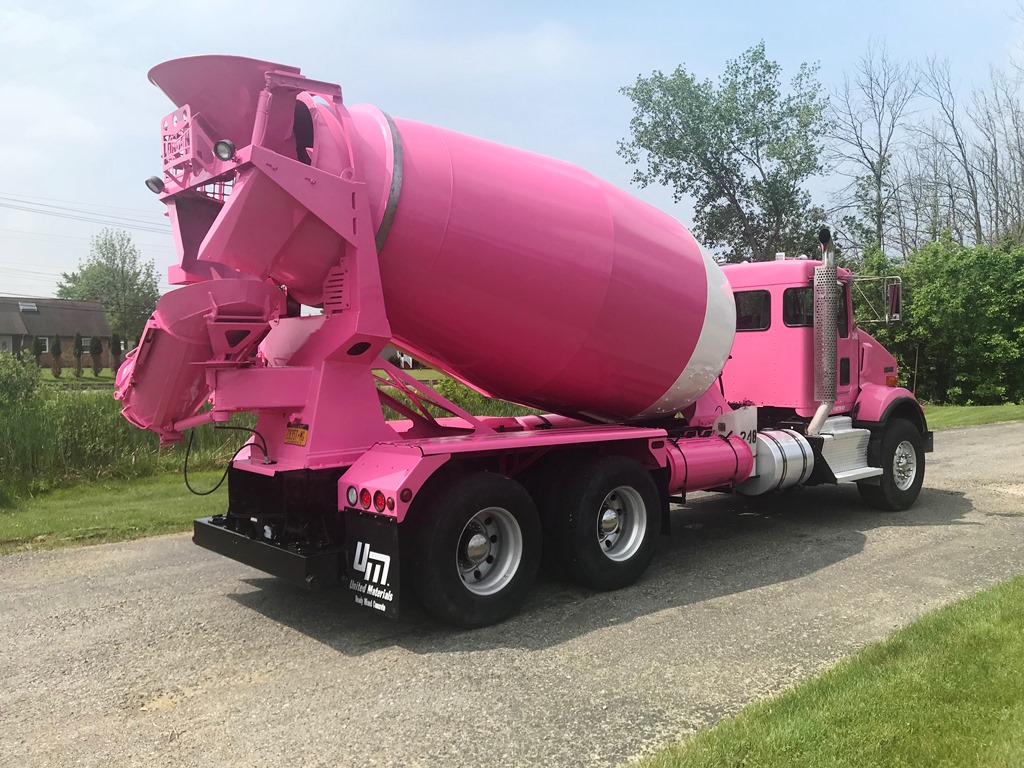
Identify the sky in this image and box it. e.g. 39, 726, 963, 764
0, 0, 1021, 298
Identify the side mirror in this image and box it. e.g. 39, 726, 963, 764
887, 281, 902, 324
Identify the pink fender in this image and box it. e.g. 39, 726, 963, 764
854, 383, 926, 430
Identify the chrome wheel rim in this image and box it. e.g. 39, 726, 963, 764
893, 440, 917, 491
457, 507, 523, 596
596, 486, 646, 562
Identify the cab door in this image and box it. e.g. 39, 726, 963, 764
835, 281, 859, 412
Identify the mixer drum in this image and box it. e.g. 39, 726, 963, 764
355, 109, 736, 421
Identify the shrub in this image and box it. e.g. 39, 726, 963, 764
0, 350, 41, 407
110, 333, 123, 372
73, 333, 84, 378
89, 336, 104, 376
50, 336, 63, 379
31, 336, 44, 364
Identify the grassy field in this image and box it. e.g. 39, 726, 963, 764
641, 575, 1024, 768
0, 472, 224, 555
923, 403, 1024, 430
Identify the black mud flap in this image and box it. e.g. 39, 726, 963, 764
344, 511, 401, 619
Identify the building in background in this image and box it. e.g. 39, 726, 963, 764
0, 297, 114, 368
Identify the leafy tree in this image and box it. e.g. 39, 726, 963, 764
0, 351, 41, 407
89, 336, 104, 376
894, 235, 1024, 404
73, 333, 84, 378
30, 336, 44, 364
56, 229, 160, 345
620, 42, 829, 261
110, 333, 123, 372
50, 336, 63, 379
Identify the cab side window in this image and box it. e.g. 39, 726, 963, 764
734, 290, 770, 331
782, 287, 849, 338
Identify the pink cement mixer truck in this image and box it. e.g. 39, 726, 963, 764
117, 56, 933, 627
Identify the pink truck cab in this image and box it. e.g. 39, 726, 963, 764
117, 56, 932, 627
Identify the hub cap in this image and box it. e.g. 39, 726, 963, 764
457, 507, 523, 596
893, 440, 918, 491
596, 486, 646, 562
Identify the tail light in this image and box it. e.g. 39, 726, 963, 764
359, 488, 372, 509
373, 490, 386, 512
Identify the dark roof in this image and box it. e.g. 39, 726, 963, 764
0, 297, 111, 337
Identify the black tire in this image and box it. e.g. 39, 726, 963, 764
412, 472, 541, 628
555, 455, 660, 590
857, 418, 925, 511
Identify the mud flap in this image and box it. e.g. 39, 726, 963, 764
345, 512, 400, 619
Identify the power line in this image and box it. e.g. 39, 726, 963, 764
0, 228, 175, 250
0, 191, 168, 217
0, 195, 168, 228
0, 197, 172, 235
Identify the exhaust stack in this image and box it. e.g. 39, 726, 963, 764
807, 227, 837, 436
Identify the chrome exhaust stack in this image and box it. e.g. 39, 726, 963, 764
807, 228, 837, 437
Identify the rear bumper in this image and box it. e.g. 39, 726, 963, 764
193, 516, 342, 589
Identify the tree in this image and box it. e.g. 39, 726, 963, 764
72, 333, 84, 378
31, 337, 44, 365
89, 336, 104, 377
50, 336, 63, 379
56, 229, 160, 345
619, 42, 829, 261
829, 41, 918, 259
895, 235, 1024, 404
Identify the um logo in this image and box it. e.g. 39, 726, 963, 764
353, 542, 391, 586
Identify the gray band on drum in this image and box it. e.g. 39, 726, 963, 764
375, 112, 404, 253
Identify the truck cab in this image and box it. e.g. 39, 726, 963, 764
720, 257, 932, 504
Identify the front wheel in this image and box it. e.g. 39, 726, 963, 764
412, 472, 542, 628
858, 418, 925, 511
555, 456, 660, 590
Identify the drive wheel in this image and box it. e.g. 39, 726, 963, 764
555, 456, 660, 590
858, 418, 925, 511
412, 472, 541, 628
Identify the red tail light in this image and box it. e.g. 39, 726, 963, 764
373, 490, 386, 512
359, 488, 372, 509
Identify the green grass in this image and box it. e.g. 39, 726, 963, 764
924, 403, 1024, 430
0, 389, 257, 507
40, 368, 116, 387
0, 472, 225, 554
642, 575, 1024, 768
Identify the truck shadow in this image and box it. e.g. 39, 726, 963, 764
228, 485, 973, 655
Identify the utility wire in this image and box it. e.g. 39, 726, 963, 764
0, 191, 168, 217
0, 195, 168, 229
0, 228, 174, 249
0, 204, 170, 234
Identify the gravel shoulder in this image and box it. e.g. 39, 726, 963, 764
2, 423, 1022, 768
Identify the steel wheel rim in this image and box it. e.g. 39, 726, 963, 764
456, 507, 523, 596
596, 486, 646, 562
893, 440, 917, 491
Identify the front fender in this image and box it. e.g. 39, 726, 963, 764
854, 384, 932, 452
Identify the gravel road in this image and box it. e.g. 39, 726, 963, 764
2, 422, 1022, 768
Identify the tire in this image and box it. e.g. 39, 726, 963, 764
555, 455, 660, 590
412, 472, 542, 628
857, 418, 925, 511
